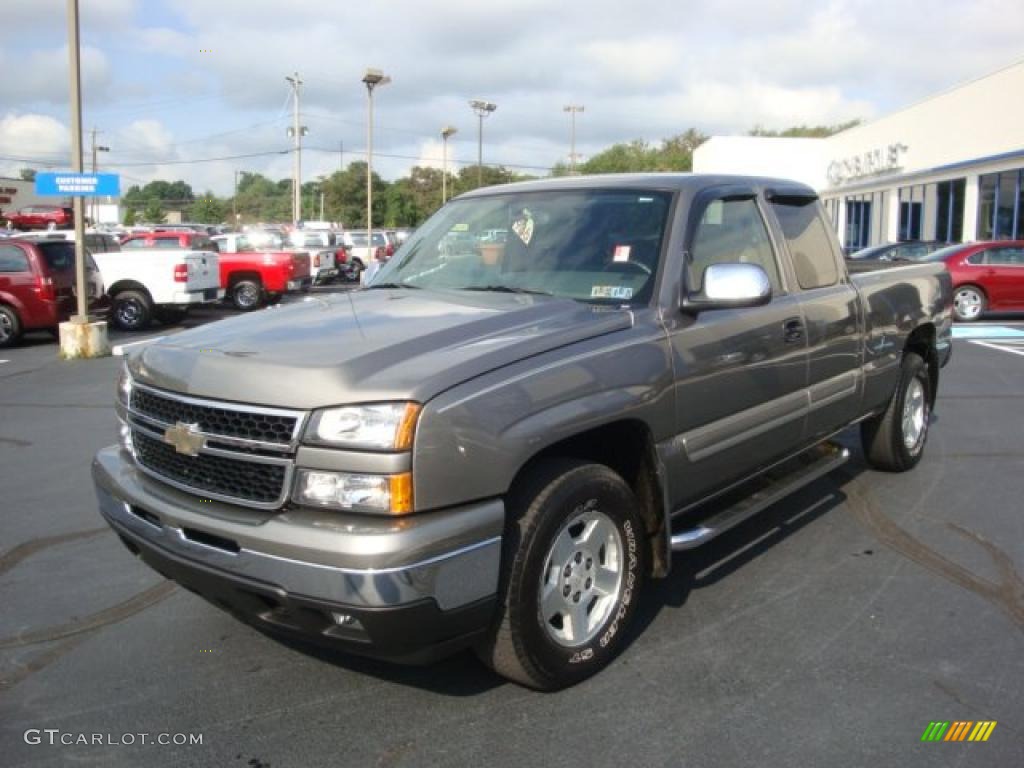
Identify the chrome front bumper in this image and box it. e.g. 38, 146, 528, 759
92, 446, 503, 612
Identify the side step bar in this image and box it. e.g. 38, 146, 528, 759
670, 442, 850, 551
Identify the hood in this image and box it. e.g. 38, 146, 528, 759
132, 289, 633, 409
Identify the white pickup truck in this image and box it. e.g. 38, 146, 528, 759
96, 247, 223, 331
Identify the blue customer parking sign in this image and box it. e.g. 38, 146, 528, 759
35, 172, 120, 197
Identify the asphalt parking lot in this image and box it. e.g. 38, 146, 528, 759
1, 302, 1022, 768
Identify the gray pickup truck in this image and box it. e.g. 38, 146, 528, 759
94, 174, 953, 690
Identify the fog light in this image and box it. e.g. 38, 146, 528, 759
294, 470, 413, 515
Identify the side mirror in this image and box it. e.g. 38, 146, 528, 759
682, 262, 772, 313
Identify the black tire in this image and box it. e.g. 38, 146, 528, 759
861, 352, 932, 472
112, 290, 153, 331
476, 459, 646, 690
231, 280, 263, 311
952, 284, 986, 322
154, 307, 188, 325
0, 304, 22, 348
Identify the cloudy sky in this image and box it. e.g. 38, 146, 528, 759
1, 0, 1021, 195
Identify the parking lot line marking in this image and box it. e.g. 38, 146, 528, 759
112, 336, 166, 356
0, 360, 8, 364
970, 340, 1024, 358
952, 325, 1024, 339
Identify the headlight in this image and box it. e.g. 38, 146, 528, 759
116, 360, 133, 407
305, 403, 420, 450
294, 470, 413, 515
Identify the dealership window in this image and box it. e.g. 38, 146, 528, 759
933, 178, 965, 243
978, 168, 1024, 240
844, 191, 883, 252
898, 185, 925, 241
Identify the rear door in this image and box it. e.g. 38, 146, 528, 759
977, 246, 1024, 308
768, 193, 864, 440
35, 241, 78, 314
665, 187, 808, 506
0, 243, 37, 321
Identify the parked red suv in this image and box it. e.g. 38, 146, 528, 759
0, 239, 109, 347
120, 230, 218, 251
4, 205, 75, 232
924, 241, 1024, 321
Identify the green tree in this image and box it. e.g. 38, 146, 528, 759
320, 162, 387, 229
142, 199, 164, 224
19, 168, 36, 181
123, 208, 137, 226
748, 120, 860, 138
189, 191, 225, 223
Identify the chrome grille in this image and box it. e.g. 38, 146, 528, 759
133, 430, 288, 505
126, 383, 306, 509
131, 386, 299, 446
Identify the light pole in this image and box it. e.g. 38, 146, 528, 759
90, 127, 109, 225
563, 105, 584, 174
363, 68, 391, 268
441, 125, 457, 204
468, 99, 496, 188
285, 72, 307, 227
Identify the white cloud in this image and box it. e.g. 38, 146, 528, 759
0, 45, 112, 106
0, 113, 71, 175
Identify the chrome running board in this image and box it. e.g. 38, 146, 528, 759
670, 442, 849, 551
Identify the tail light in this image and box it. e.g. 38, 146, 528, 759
314, 254, 321, 267
35, 275, 56, 301
386, 243, 395, 257
335, 248, 347, 264
173, 264, 188, 282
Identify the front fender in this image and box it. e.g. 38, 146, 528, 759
413, 326, 675, 512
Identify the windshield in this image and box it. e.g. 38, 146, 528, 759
369, 188, 672, 304
247, 230, 284, 249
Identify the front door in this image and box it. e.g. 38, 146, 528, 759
663, 190, 808, 509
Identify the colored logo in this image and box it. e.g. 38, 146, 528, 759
921, 721, 997, 742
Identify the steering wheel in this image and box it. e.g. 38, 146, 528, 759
602, 260, 652, 277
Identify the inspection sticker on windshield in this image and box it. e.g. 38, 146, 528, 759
613, 245, 631, 262
591, 285, 633, 300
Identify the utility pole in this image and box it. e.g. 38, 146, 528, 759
469, 99, 497, 188
285, 72, 306, 227
563, 105, 584, 174
90, 127, 109, 226
67, 0, 87, 324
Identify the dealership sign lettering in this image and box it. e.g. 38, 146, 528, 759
827, 143, 907, 186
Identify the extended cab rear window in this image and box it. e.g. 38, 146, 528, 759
37, 241, 76, 271
771, 198, 839, 289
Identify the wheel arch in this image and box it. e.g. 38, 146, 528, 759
227, 270, 262, 288
506, 419, 671, 579
904, 323, 938, 406
108, 280, 153, 302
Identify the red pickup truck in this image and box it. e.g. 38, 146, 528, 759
210, 233, 312, 309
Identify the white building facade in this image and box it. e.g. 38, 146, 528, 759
693, 60, 1024, 252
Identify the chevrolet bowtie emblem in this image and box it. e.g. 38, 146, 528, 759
163, 422, 205, 457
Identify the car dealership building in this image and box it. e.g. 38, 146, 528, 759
693, 60, 1024, 253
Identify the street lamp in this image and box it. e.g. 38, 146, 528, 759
563, 105, 584, 174
441, 125, 457, 204
468, 99, 496, 188
363, 68, 391, 271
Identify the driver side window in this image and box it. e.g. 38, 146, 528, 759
688, 198, 781, 294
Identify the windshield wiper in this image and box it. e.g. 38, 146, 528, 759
460, 285, 553, 296
367, 282, 420, 289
